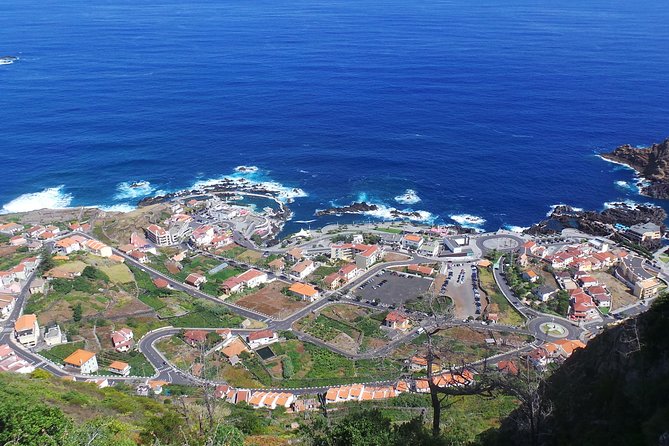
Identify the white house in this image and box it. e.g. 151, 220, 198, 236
290, 259, 316, 280
64, 349, 99, 374
111, 328, 134, 352
247, 329, 278, 349
401, 234, 424, 250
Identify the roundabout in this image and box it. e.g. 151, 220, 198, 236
538, 322, 569, 339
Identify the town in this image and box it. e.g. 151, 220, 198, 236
0, 193, 665, 414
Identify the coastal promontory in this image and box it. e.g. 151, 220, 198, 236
602, 137, 669, 198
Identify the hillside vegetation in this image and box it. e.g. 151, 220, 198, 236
489, 293, 669, 446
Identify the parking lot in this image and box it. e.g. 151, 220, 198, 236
441, 263, 480, 319
353, 271, 433, 305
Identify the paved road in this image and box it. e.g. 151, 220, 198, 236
4, 229, 641, 394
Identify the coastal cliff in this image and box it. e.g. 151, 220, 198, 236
491, 294, 669, 446
602, 137, 669, 198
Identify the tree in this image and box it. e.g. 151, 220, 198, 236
0, 397, 71, 446
282, 356, 294, 378
71, 303, 83, 322
139, 411, 186, 445
210, 424, 245, 446
64, 418, 135, 446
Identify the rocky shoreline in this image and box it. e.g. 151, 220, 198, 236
602, 137, 669, 199
526, 203, 666, 248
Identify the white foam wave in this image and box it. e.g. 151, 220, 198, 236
504, 225, 530, 233
113, 181, 155, 200
191, 171, 308, 203
596, 155, 635, 171
546, 204, 584, 217
1, 186, 73, 214
602, 200, 655, 210
394, 189, 421, 205
449, 214, 486, 228
234, 165, 258, 173
363, 203, 434, 223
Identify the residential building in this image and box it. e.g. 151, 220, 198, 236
634, 278, 662, 299
153, 277, 170, 289
111, 328, 134, 352
0, 294, 16, 319
323, 272, 344, 290
286, 248, 303, 263
355, 245, 381, 269
418, 240, 441, 257
407, 264, 434, 276
55, 237, 81, 255
534, 285, 556, 302
267, 258, 286, 272
44, 325, 66, 346
14, 314, 39, 347
129, 250, 149, 263
83, 239, 113, 257
522, 270, 539, 283
190, 225, 215, 246
247, 329, 278, 349
63, 349, 99, 374
0, 222, 23, 235
568, 289, 598, 321
384, 311, 410, 330
288, 282, 319, 301
401, 234, 424, 250
338, 263, 360, 281
29, 278, 47, 295
497, 360, 519, 375
221, 269, 268, 294
145, 224, 173, 246
184, 330, 208, 345
9, 235, 26, 246
185, 273, 207, 288
0, 344, 35, 374
220, 337, 249, 359
290, 259, 316, 280
108, 361, 131, 376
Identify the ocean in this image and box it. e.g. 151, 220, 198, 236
1, 0, 669, 234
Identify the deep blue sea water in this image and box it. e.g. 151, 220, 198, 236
1, 0, 669, 233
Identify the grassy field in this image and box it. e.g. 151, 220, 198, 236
99, 263, 134, 283
41, 341, 86, 364
478, 267, 525, 326
374, 227, 403, 234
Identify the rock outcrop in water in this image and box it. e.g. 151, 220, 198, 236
602, 137, 669, 199
315, 202, 423, 219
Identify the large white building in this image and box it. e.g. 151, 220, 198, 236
63, 349, 99, 374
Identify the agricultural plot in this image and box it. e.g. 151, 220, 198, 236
235, 280, 308, 318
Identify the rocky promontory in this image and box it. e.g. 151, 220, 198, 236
526, 203, 666, 249
602, 137, 669, 198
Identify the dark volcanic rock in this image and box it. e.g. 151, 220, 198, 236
602, 137, 669, 198
315, 202, 422, 219
315, 202, 378, 216
525, 203, 666, 240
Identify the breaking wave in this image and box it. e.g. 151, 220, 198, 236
1, 186, 73, 214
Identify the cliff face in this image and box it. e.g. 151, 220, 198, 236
493, 294, 669, 446
603, 138, 669, 198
